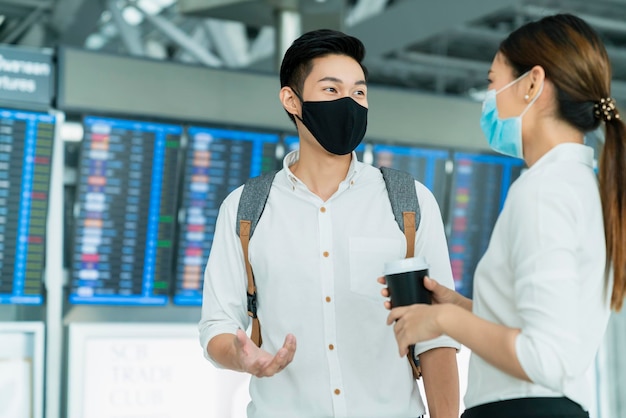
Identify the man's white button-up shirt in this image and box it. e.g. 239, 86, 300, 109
200, 151, 459, 417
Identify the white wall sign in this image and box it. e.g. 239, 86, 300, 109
0, 359, 32, 418
68, 324, 251, 418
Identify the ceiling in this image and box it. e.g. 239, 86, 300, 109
2, 0, 626, 105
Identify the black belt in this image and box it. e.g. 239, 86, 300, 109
461, 397, 588, 418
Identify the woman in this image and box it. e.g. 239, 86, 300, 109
382, 13, 626, 417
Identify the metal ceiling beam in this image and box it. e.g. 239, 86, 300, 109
178, 0, 277, 27
299, 0, 345, 33
524, 4, 626, 33
0, 4, 40, 18
131, 1, 223, 67
451, 25, 626, 65
348, 0, 522, 57
366, 56, 486, 85
401, 51, 491, 74
368, 53, 626, 102
0, 0, 52, 10
51, 0, 104, 46
243, 26, 277, 72
0, 5, 46, 43
249, 26, 274, 64
50, 0, 86, 32
204, 19, 250, 67
18, 21, 47, 46
346, 0, 388, 27
0, 0, 51, 6
174, 24, 211, 63
451, 26, 507, 44
108, 0, 144, 56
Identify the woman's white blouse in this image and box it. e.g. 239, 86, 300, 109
464, 143, 612, 411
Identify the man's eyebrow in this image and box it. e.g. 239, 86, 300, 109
318, 76, 342, 83
317, 77, 367, 86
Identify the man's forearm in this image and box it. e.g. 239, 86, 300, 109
419, 347, 459, 418
207, 333, 244, 372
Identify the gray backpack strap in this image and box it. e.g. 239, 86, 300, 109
236, 170, 278, 348
380, 166, 421, 236
236, 170, 279, 237
381, 166, 422, 380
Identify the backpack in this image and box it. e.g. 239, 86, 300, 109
235, 166, 422, 378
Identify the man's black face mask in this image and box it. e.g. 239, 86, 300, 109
295, 94, 368, 155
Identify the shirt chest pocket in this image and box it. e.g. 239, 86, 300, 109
348, 237, 404, 302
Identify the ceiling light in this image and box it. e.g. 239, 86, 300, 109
122, 6, 143, 25
85, 33, 107, 49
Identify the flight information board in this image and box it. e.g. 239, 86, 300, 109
0, 108, 55, 305
174, 127, 279, 305
373, 144, 450, 215
70, 117, 182, 305
447, 152, 525, 297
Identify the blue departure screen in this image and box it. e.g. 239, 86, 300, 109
448, 152, 525, 297
372, 144, 450, 216
0, 108, 55, 305
174, 127, 279, 306
70, 117, 182, 305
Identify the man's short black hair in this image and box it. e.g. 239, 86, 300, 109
279, 29, 368, 124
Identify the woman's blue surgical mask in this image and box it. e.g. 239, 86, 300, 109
480, 71, 543, 159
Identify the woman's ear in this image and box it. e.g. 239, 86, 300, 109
280, 87, 300, 117
526, 65, 546, 100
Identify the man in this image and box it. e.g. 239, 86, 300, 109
199, 29, 459, 417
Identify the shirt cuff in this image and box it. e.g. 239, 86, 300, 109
413, 335, 461, 358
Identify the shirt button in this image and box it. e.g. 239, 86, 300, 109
350, 180, 354, 186
328, 344, 334, 350
320, 206, 326, 213
325, 296, 331, 303
334, 389, 341, 395
323, 251, 329, 257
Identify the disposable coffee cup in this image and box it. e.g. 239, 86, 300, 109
383, 256, 431, 307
